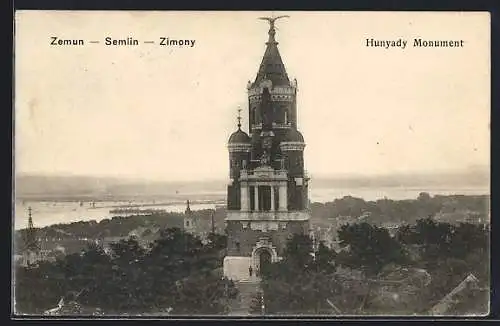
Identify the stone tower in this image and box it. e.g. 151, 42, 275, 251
183, 200, 195, 234
223, 17, 311, 281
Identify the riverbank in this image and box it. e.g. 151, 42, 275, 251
15, 187, 488, 230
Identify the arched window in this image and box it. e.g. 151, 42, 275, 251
284, 110, 288, 124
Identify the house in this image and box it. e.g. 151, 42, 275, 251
429, 273, 483, 315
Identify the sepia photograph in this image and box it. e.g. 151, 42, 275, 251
13, 11, 490, 317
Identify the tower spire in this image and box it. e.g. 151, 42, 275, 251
28, 206, 33, 229
237, 106, 242, 129
254, 15, 291, 87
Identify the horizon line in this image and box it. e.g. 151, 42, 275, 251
15, 166, 490, 183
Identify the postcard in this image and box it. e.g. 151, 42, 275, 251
13, 11, 490, 317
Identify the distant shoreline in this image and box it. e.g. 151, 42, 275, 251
15, 169, 489, 202
14, 192, 489, 231
14, 186, 489, 203
13, 192, 490, 234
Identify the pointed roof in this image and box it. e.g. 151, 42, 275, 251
429, 273, 481, 315
254, 18, 290, 87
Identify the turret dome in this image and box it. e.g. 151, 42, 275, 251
283, 128, 304, 142
228, 128, 251, 144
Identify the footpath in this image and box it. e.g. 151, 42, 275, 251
228, 278, 262, 316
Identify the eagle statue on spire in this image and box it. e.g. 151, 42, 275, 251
258, 15, 290, 30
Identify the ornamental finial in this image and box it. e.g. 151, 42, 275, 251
237, 106, 242, 129
258, 14, 290, 43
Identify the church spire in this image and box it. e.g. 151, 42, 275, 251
25, 206, 39, 252
254, 15, 291, 87
28, 206, 33, 229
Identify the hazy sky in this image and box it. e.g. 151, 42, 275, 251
15, 11, 490, 181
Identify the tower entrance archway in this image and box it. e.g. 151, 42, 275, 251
251, 239, 278, 278
258, 249, 272, 276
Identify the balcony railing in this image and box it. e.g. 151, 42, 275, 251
226, 210, 310, 221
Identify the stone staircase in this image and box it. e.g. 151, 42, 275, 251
228, 279, 262, 316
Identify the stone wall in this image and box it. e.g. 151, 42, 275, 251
223, 256, 252, 281
226, 220, 309, 256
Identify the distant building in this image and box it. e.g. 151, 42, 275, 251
381, 222, 401, 237
182, 200, 219, 241
20, 207, 41, 267
97, 236, 126, 255
127, 226, 161, 248
429, 273, 483, 315
183, 200, 196, 234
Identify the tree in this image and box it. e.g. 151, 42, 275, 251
14, 228, 237, 315
170, 275, 237, 315
257, 235, 345, 314
395, 224, 417, 245
412, 218, 454, 264
206, 233, 227, 251
281, 234, 314, 270
15, 262, 66, 314
261, 268, 342, 314
314, 241, 336, 272
337, 223, 409, 276
335, 223, 412, 313
449, 223, 488, 259
418, 192, 432, 201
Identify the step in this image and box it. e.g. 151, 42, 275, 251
228, 281, 262, 315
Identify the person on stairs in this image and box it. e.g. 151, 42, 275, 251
249, 265, 253, 278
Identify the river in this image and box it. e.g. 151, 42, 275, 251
14, 186, 488, 230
